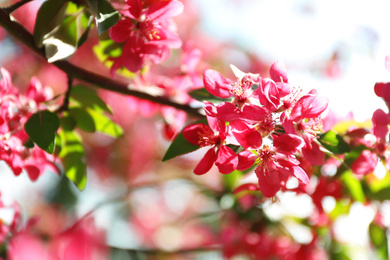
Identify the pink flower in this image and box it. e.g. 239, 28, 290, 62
109, 0, 183, 72
182, 117, 238, 175
236, 134, 307, 198
203, 66, 261, 106
282, 89, 328, 165
0, 68, 58, 180
256, 61, 291, 112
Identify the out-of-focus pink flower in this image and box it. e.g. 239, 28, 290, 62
0, 68, 59, 180
108, 0, 183, 72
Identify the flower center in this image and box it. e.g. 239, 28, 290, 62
138, 19, 160, 41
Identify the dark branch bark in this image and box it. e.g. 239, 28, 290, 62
2, 0, 34, 14
0, 9, 204, 118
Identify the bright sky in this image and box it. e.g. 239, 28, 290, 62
194, 0, 390, 121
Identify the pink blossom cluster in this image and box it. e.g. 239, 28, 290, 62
220, 212, 326, 259
348, 62, 390, 176
0, 195, 108, 260
108, 0, 183, 73
0, 69, 58, 180
183, 61, 329, 197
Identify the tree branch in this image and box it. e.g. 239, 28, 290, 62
109, 245, 221, 256
2, 0, 34, 14
0, 9, 204, 118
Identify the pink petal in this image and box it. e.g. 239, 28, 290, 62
269, 60, 288, 83
147, 0, 184, 21
215, 145, 238, 174
194, 148, 216, 175
143, 42, 170, 64
241, 104, 267, 122
154, 28, 182, 49
204, 101, 218, 118
256, 162, 281, 197
125, 0, 143, 19
108, 19, 132, 43
385, 55, 390, 72
351, 150, 378, 176
24, 165, 40, 181
203, 69, 232, 99
233, 183, 259, 194
257, 78, 280, 111
216, 102, 241, 122
237, 150, 256, 171
302, 140, 325, 166
372, 109, 390, 140
230, 120, 262, 149
122, 37, 144, 72
292, 165, 309, 184
181, 47, 202, 72
274, 134, 304, 155
182, 123, 209, 146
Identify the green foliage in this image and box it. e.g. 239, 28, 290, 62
341, 170, 366, 203
70, 85, 111, 113
24, 110, 60, 154
222, 170, 242, 191
162, 119, 209, 161
87, 108, 123, 137
85, 0, 120, 35
33, 1, 94, 62
58, 129, 87, 190
319, 130, 351, 154
369, 222, 389, 260
68, 85, 123, 137
33, 0, 68, 48
188, 88, 233, 103
162, 131, 200, 161
69, 107, 96, 132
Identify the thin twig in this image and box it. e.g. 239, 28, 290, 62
109, 245, 221, 256
56, 75, 73, 113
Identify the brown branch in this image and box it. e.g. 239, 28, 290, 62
110, 245, 221, 256
2, 0, 34, 14
0, 9, 204, 118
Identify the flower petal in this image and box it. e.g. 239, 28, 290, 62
194, 148, 216, 175
215, 145, 238, 174
203, 69, 232, 98
147, 0, 184, 21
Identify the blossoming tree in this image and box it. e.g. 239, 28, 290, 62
0, 0, 389, 259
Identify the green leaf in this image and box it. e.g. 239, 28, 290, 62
70, 85, 111, 113
223, 170, 242, 191
33, 0, 68, 47
341, 170, 366, 203
162, 131, 200, 161
60, 112, 76, 131
369, 222, 389, 260
319, 130, 351, 154
162, 119, 207, 162
24, 110, 60, 154
58, 130, 87, 190
77, 15, 94, 47
188, 88, 233, 103
162, 119, 208, 162
69, 107, 96, 132
42, 13, 80, 62
87, 108, 123, 137
86, 0, 120, 35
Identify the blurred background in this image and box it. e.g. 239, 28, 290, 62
0, 0, 390, 259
